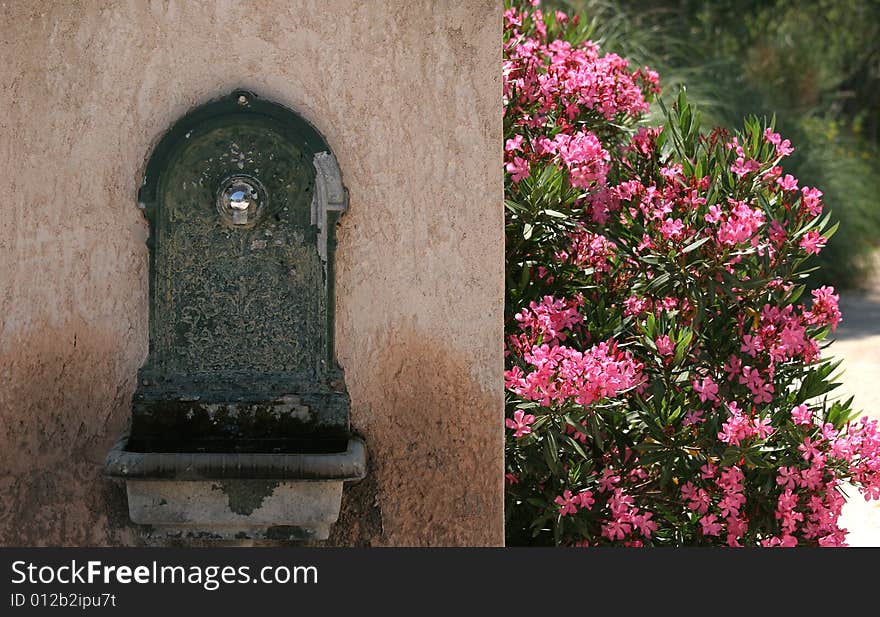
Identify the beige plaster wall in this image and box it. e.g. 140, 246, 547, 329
0, 0, 503, 546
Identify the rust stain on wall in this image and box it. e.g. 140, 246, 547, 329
0, 0, 503, 546
363, 328, 502, 546
330, 328, 503, 546
0, 325, 143, 545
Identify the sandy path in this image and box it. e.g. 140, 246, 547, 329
833, 257, 880, 546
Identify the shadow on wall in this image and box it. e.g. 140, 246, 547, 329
0, 323, 141, 546
329, 323, 502, 546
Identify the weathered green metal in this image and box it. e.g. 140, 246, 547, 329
129, 90, 350, 452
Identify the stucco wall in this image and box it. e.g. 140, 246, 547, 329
0, 0, 503, 546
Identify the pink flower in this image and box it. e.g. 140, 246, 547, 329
509, 341, 644, 408
769, 220, 787, 247
804, 286, 841, 331
731, 157, 760, 178
776, 466, 797, 490
764, 128, 782, 145
564, 231, 615, 272
555, 490, 579, 516
681, 482, 711, 514
655, 335, 674, 357
799, 231, 826, 255
554, 131, 610, 189
764, 129, 794, 157
799, 437, 822, 461
775, 139, 794, 158
717, 200, 765, 246
776, 489, 802, 531
740, 335, 763, 357
692, 375, 719, 402
791, 404, 812, 426
503, 7, 522, 27
659, 217, 685, 241
726, 517, 748, 547
700, 514, 722, 537
739, 366, 764, 392
660, 164, 683, 183
533, 136, 556, 156
576, 490, 595, 509
719, 493, 745, 518
723, 354, 742, 380
684, 409, 705, 426
753, 415, 774, 439
660, 296, 680, 311
779, 322, 806, 354
514, 295, 583, 344
598, 469, 621, 493
705, 204, 723, 223
506, 409, 536, 438
602, 518, 632, 541
819, 534, 846, 547
506, 156, 530, 183
505, 134, 524, 152
801, 187, 823, 217
632, 511, 657, 538
718, 402, 771, 445
727, 136, 745, 155
763, 165, 783, 181
637, 67, 661, 93
753, 381, 775, 405
631, 126, 661, 155
776, 174, 799, 192
762, 535, 798, 547
623, 295, 649, 316
718, 466, 745, 493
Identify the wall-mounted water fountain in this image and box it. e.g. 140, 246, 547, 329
104, 90, 365, 542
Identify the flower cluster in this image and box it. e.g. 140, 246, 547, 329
503, 1, 878, 547
681, 464, 749, 546
716, 402, 773, 445
503, 2, 656, 195
506, 341, 643, 408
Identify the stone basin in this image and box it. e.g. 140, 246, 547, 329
105, 432, 366, 541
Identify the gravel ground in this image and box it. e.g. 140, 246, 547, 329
832, 257, 880, 546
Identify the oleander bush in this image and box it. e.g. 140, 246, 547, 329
503, 1, 880, 546
556, 0, 880, 289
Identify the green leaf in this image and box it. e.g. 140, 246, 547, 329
588, 414, 604, 450
543, 431, 559, 474
634, 441, 665, 452
645, 312, 656, 337
720, 447, 742, 466
786, 284, 806, 304
563, 434, 590, 462
542, 209, 568, 218
681, 236, 710, 254
823, 221, 840, 241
